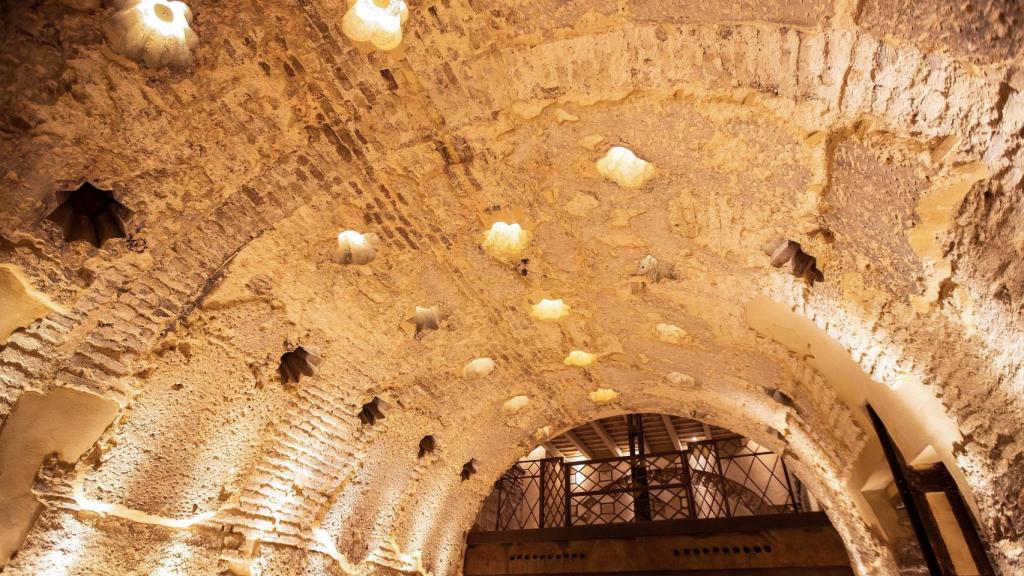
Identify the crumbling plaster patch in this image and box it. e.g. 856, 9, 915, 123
0, 388, 119, 565
0, 264, 57, 344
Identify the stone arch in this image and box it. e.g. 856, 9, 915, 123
379, 384, 896, 576
2, 1, 1023, 574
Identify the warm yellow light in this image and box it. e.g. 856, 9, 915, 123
335, 230, 377, 264
531, 298, 570, 320
107, 0, 198, 67
482, 221, 531, 260
564, 350, 596, 367
502, 395, 529, 414
137, 0, 190, 38
463, 357, 496, 379
596, 146, 655, 188
342, 0, 409, 51
589, 387, 619, 403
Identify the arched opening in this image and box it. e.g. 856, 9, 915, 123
464, 413, 850, 575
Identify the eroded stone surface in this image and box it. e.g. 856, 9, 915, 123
0, 1, 1023, 575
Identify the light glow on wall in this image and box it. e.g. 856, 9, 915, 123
530, 298, 570, 320
596, 146, 655, 188
342, 0, 409, 51
482, 221, 531, 260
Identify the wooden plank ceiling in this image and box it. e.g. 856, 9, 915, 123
540, 414, 735, 460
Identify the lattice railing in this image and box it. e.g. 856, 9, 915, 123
480, 437, 802, 531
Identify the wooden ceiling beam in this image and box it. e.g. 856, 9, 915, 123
564, 430, 596, 460
590, 421, 623, 457
661, 414, 683, 451
541, 442, 565, 459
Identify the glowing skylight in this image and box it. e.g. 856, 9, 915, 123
463, 357, 496, 379
596, 146, 655, 188
482, 221, 531, 260
342, 0, 409, 51
502, 395, 529, 414
335, 230, 377, 265
589, 388, 619, 403
530, 298, 570, 320
107, 0, 198, 67
564, 350, 596, 367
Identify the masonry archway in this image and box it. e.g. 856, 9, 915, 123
2, 1, 1023, 575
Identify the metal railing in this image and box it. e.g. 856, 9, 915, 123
481, 437, 803, 531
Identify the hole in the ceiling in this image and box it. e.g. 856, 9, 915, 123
107, 0, 199, 67
358, 396, 387, 426
767, 388, 794, 407
460, 459, 478, 481
341, 0, 409, 51
589, 387, 619, 403
596, 146, 655, 188
414, 305, 440, 336
763, 239, 824, 285
530, 298, 570, 321
463, 357, 496, 379
634, 254, 676, 283
482, 221, 531, 260
502, 395, 529, 414
418, 435, 436, 458
278, 346, 321, 385
46, 182, 128, 248
564, 350, 596, 367
335, 230, 377, 265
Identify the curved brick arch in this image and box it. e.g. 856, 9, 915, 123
382, 384, 896, 576
2, 1, 1023, 575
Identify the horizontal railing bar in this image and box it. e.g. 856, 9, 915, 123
570, 483, 692, 497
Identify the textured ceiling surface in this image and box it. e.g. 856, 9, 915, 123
1, 0, 1023, 575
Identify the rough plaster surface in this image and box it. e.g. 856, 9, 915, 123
0, 387, 119, 565
1, 0, 1023, 575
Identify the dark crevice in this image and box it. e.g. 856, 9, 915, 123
358, 396, 387, 426
278, 346, 321, 385
418, 435, 436, 458
460, 458, 477, 481
46, 182, 128, 248
763, 239, 824, 285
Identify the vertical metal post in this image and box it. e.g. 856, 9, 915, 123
563, 460, 573, 527
780, 455, 800, 512
494, 478, 503, 531
627, 415, 652, 521
941, 480, 996, 575
539, 461, 546, 529
867, 404, 945, 575
712, 439, 733, 517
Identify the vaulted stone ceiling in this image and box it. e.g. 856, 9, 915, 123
0, 1, 1023, 575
